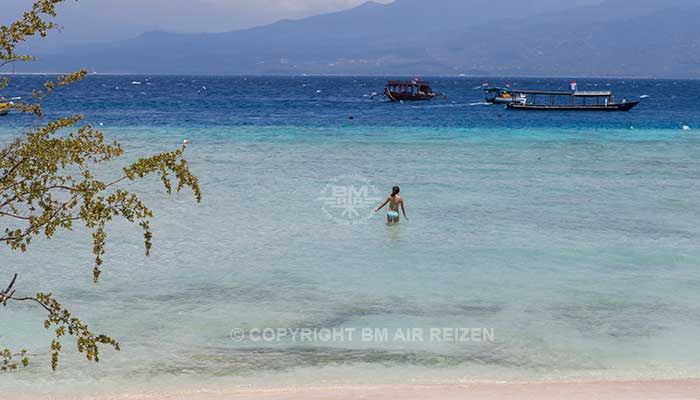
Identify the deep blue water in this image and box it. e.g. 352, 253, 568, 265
2, 75, 697, 130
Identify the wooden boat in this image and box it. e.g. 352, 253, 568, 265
381, 79, 446, 102
0, 98, 17, 116
505, 90, 639, 111
484, 87, 526, 104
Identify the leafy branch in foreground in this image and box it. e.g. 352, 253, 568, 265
1, 114, 201, 280
0, 115, 201, 371
1, 348, 28, 372
1, 0, 202, 371
2, 273, 120, 370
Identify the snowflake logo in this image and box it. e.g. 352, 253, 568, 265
319, 175, 382, 225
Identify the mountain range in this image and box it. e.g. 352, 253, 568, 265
17, 0, 700, 77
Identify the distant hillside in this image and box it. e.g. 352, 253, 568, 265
18, 0, 700, 77
440, 0, 700, 77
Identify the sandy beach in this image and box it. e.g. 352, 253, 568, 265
13, 380, 700, 400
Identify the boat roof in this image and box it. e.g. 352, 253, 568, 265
511, 90, 613, 97
483, 87, 510, 92
386, 80, 430, 85
574, 91, 613, 96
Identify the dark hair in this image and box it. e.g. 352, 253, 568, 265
391, 186, 400, 197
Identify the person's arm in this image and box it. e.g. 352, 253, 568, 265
400, 199, 408, 221
374, 197, 390, 213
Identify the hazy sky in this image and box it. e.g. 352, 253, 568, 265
5, 0, 393, 49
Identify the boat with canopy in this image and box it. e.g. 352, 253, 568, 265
483, 84, 526, 104
379, 79, 447, 102
505, 89, 639, 111
0, 97, 19, 116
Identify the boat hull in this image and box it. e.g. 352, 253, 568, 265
488, 97, 514, 104
385, 90, 436, 102
506, 101, 639, 112
487, 96, 527, 104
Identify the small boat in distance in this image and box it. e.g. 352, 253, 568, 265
483, 85, 526, 104
505, 89, 639, 112
379, 79, 446, 102
0, 98, 16, 116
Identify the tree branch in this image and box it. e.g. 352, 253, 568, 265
0, 273, 17, 305
1, 273, 120, 370
0, 211, 31, 220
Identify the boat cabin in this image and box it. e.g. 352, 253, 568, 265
382, 80, 445, 101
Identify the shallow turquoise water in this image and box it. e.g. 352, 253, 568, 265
3, 125, 700, 390
2, 77, 700, 391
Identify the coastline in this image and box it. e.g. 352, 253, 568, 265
12, 379, 700, 400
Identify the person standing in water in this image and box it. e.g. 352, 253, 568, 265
374, 186, 408, 224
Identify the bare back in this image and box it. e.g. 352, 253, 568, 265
388, 195, 402, 211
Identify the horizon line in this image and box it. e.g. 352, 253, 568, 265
1, 72, 698, 80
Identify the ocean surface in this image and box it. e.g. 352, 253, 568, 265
1, 76, 700, 393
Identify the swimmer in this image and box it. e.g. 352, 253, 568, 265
374, 186, 407, 224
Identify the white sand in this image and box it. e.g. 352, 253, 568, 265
14, 380, 700, 400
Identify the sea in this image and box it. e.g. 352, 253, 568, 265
1, 75, 700, 394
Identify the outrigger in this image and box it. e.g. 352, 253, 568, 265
378, 79, 446, 102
